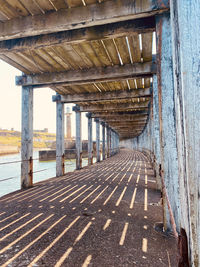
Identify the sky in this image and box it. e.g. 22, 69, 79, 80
0, 60, 94, 140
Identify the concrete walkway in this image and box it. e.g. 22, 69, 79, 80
0, 149, 177, 266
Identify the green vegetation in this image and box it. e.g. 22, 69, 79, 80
0, 130, 56, 148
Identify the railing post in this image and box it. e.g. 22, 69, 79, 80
21, 86, 33, 189
56, 99, 65, 177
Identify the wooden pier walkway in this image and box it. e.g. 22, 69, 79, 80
0, 149, 177, 267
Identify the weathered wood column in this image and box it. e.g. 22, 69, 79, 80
170, 2, 200, 265
73, 105, 82, 169
106, 125, 110, 158
156, 13, 180, 232
21, 86, 33, 189
114, 132, 117, 154
113, 131, 115, 154
101, 122, 106, 160
95, 118, 100, 162
86, 113, 93, 165
110, 129, 112, 156
152, 75, 162, 190
56, 99, 65, 177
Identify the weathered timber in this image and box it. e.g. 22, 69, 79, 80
101, 122, 106, 160
52, 88, 151, 103
170, 1, 200, 266
0, 18, 155, 54
91, 111, 149, 117
21, 86, 33, 189
102, 117, 147, 122
0, 0, 169, 41
86, 113, 93, 165
95, 118, 100, 162
152, 75, 162, 190
156, 13, 180, 232
108, 122, 147, 126
106, 125, 110, 158
74, 106, 82, 170
16, 62, 156, 87
79, 101, 150, 112
56, 101, 65, 177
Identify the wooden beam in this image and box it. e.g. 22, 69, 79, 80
53, 88, 151, 103
0, 0, 169, 41
79, 101, 150, 112
102, 117, 147, 122
113, 125, 144, 129
16, 62, 155, 87
0, 18, 155, 54
91, 111, 148, 117
109, 122, 146, 125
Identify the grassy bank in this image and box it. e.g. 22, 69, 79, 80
0, 130, 56, 149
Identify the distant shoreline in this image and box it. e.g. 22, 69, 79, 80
0, 145, 19, 156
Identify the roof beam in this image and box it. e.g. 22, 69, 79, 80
109, 122, 146, 125
91, 111, 149, 117
0, 18, 155, 54
104, 118, 147, 122
16, 62, 155, 87
0, 0, 169, 41
79, 101, 150, 112
53, 88, 151, 103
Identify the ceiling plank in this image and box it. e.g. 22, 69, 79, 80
79, 101, 150, 112
0, 0, 168, 41
52, 88, 151, 103
16, 61, 155, 87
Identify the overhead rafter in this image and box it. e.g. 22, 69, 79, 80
79, 101, 150, 112
90, 111, 149, 117
16, 62, 155, 87
103, 118, 147, 123
0, 17, 155, 54
0, 0, 169, 41
52, 88, 151, 103
108, 121, 147, 125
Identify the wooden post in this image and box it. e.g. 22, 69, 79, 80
101, 122, 106, 160
170, 1, 200, 265
152, 75, 162, 190
156, 13, 180, 232
21, 86, 33, 189
73, 105, 82, 169
106, 125, 110, 158
86, 113, 93, 165
56, 100, 65, 177
95, 118, 100, 162
109, 129, 112, 157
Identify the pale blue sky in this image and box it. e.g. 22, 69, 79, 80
0, 60, 91, 140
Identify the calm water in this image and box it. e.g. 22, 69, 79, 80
0, 151, 90, 198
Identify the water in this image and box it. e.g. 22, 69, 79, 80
0, 151, 90, 198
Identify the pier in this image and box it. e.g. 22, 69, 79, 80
0, 0, 199, 266
0, 149, 177, 266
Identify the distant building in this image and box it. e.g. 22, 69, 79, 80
65, 107, 72, 140
34, 128, 48, 133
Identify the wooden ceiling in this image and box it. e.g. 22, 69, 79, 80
0, 0, 169, 140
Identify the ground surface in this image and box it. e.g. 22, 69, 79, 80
0, 149, 177, 267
